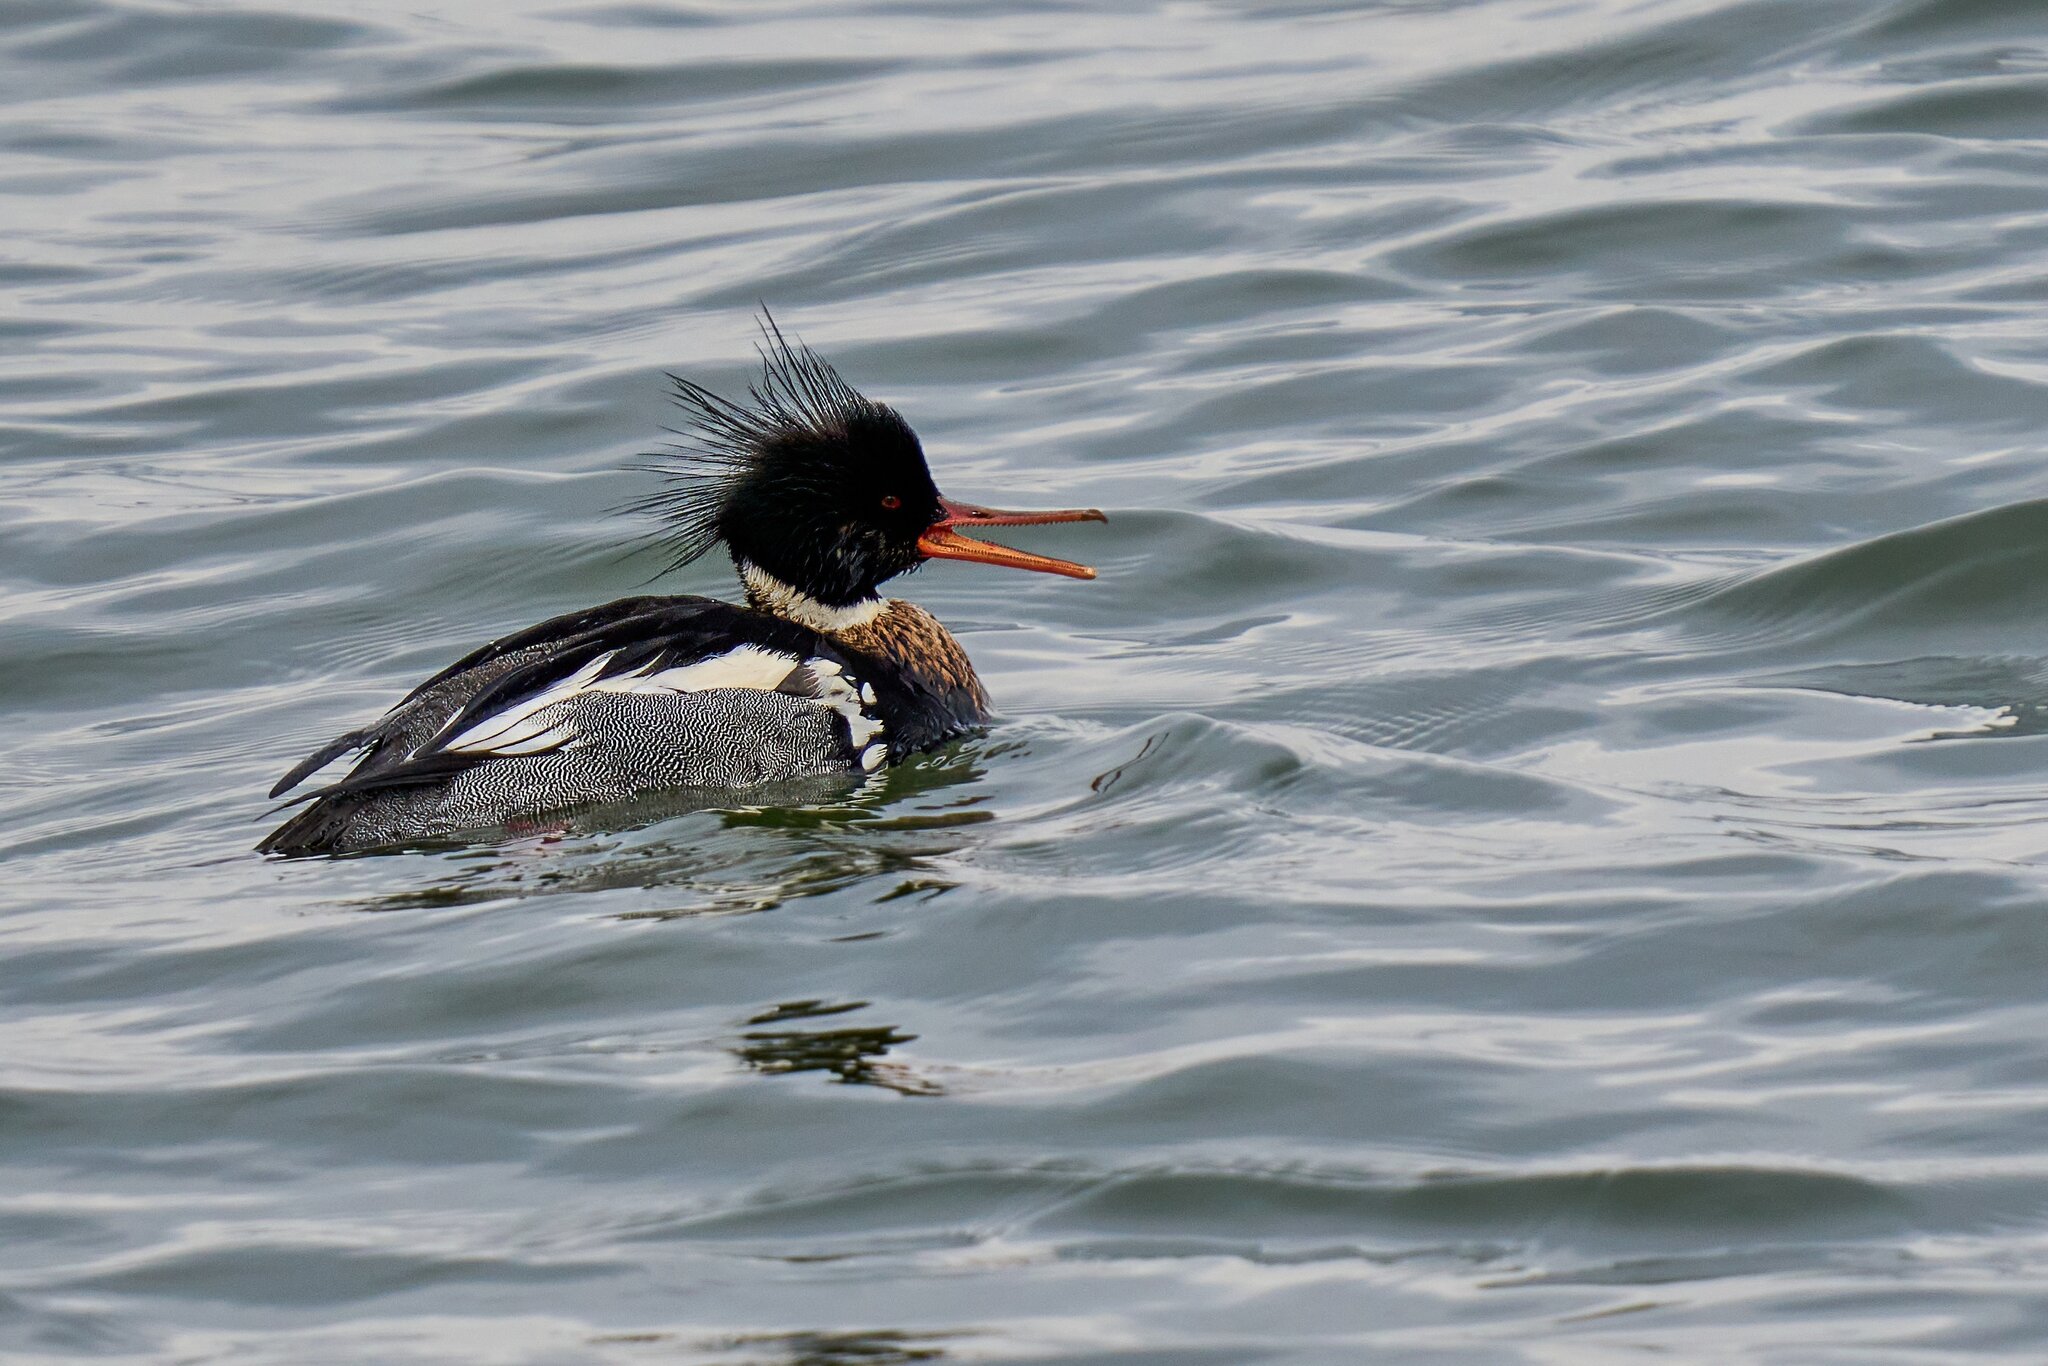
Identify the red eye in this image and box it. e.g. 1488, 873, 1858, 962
879, 494, 902, 511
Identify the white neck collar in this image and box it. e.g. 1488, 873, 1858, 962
739, 562, 887, 633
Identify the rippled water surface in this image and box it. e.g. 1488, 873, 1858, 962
11, 0, 2048, 1359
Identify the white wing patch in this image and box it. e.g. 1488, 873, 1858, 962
436, 652, 616, 757
592, 644, 804, 698
429, 644, 889, 769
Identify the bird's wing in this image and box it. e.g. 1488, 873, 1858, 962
271, 598, 881, 804
270, 595, 720, 797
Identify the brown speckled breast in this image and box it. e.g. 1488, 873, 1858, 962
834, 601, 989, 711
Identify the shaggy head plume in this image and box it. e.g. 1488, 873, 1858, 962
629, 312, 942, 605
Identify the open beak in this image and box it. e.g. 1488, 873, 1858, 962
916, 496, 1107, 580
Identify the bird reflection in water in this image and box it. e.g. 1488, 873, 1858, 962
736, 999, 942, 1096
596, 1328, 953, 1364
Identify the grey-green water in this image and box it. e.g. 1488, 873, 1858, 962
9, 0, 2048, 1360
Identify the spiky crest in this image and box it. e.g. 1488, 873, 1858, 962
626, 310, 887, 575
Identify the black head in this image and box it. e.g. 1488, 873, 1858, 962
635, 316, 944, 607
635, 314, 1105, 609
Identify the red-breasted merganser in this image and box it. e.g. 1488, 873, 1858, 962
259, 319, 1103, 854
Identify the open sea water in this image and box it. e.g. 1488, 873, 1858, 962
9, 0, 2048, 1360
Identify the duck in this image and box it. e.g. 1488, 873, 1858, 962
258, 318, 1103, 855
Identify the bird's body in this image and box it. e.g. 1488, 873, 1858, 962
260, 591, 986, 853
261, 319, 1100, 855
